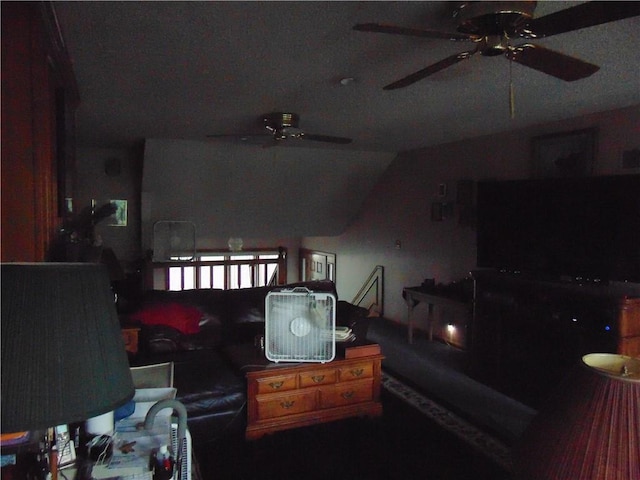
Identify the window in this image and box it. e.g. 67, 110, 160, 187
151, 248, 287, 291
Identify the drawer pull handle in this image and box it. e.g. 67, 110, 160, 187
311, 375, 325, 383
269, 381, 284, 390
341, 391, 355, 399
280, 400, 295, 409
350, 368, 364, 377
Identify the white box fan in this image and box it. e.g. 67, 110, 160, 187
265, 287, 336, 363
153, 221, 196, 262
171, 421, 192, 480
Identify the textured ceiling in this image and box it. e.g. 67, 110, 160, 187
54, 1, 640, 153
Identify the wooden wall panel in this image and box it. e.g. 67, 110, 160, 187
1, 2, 75, 262
1, 3, 40, 261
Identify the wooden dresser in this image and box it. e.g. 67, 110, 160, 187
228, 344, 383, 440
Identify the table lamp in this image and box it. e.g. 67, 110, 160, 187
1, 263, 135, 437
513, 353, 640, 480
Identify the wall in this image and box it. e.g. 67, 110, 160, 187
75, 139, 395, 279
75, 145, 305, 277
73, 106, 638, 295
74, 146, 142, 271
141, 139, 395, 246
302, 105, 640, 326
139, 139, 394, 280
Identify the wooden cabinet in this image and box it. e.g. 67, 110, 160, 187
1, 2, 78, 262
470, 270, 640, 408
243, 352, 384, 440
121, 327, 141, 355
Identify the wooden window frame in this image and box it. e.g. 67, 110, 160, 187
145, 247, 287, 291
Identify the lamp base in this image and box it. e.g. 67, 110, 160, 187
85, 411, 114, 436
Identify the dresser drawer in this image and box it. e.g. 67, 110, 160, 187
619, 298, 640, 337
255, 374, 297, 394
319, 379, 373, 409
338, 362, 373, 382
256, 391, 317, 420
239, 346, 384, 440
299, 368, 337, 388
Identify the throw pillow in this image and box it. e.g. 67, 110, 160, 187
131, 302, 202, 335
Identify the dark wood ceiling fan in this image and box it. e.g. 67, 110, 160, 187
354, 1, 640, 90
207, 112, 352, 146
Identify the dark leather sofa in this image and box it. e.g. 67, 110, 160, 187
125, 280, 369, 446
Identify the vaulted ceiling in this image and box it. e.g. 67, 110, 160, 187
54, 1, 640, 153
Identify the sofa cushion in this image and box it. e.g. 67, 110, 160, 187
140, 324, 224, 353
131, 302, 203, 334
130, 350, 247, 446
133, 281, 370, 353
337, 300, 368, 323
172, 352, 246, 416
140, 324, 183, 354
225, 286, 272, 324
137, 289, 228, 325
286, 280, 338, 294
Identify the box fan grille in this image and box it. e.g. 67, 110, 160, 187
265, 287, 336, 363
171, 422, 192, 480
153, 221, 196, 262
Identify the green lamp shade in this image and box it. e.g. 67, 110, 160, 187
1, 263, 135, 433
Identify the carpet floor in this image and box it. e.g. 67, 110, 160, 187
194, 376, 515, 480
366, 318, 536, 443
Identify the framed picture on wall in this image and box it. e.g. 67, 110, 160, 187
107, 199, 127, 226
532, 128, 597, 178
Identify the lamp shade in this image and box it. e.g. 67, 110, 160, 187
1, 263, 134, 433
513, 353, 640, 480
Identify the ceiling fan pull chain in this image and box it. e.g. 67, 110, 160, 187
509, 58, 515, 120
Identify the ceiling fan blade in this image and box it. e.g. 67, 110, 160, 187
506, 44, 600, 81
206, 133, 271, 145
301, 133, 352, 144
383, 50, 476, 90
206, 133, 266, 139
353, 23, 473, 41
525, 1, 640, 38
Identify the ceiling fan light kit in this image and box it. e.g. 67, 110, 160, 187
264, 112, 303, 140
354, 1, 640, 89
453, 1, 536, 37
207, 112, 352, 146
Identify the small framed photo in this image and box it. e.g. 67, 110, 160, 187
107, 199, 127, 226
532, 128, 597, 178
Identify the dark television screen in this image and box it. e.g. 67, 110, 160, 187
476, 175, 640, 283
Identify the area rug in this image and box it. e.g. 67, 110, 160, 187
381, 371, 513, 472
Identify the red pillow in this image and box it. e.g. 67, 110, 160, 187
131, 303, 202, 335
